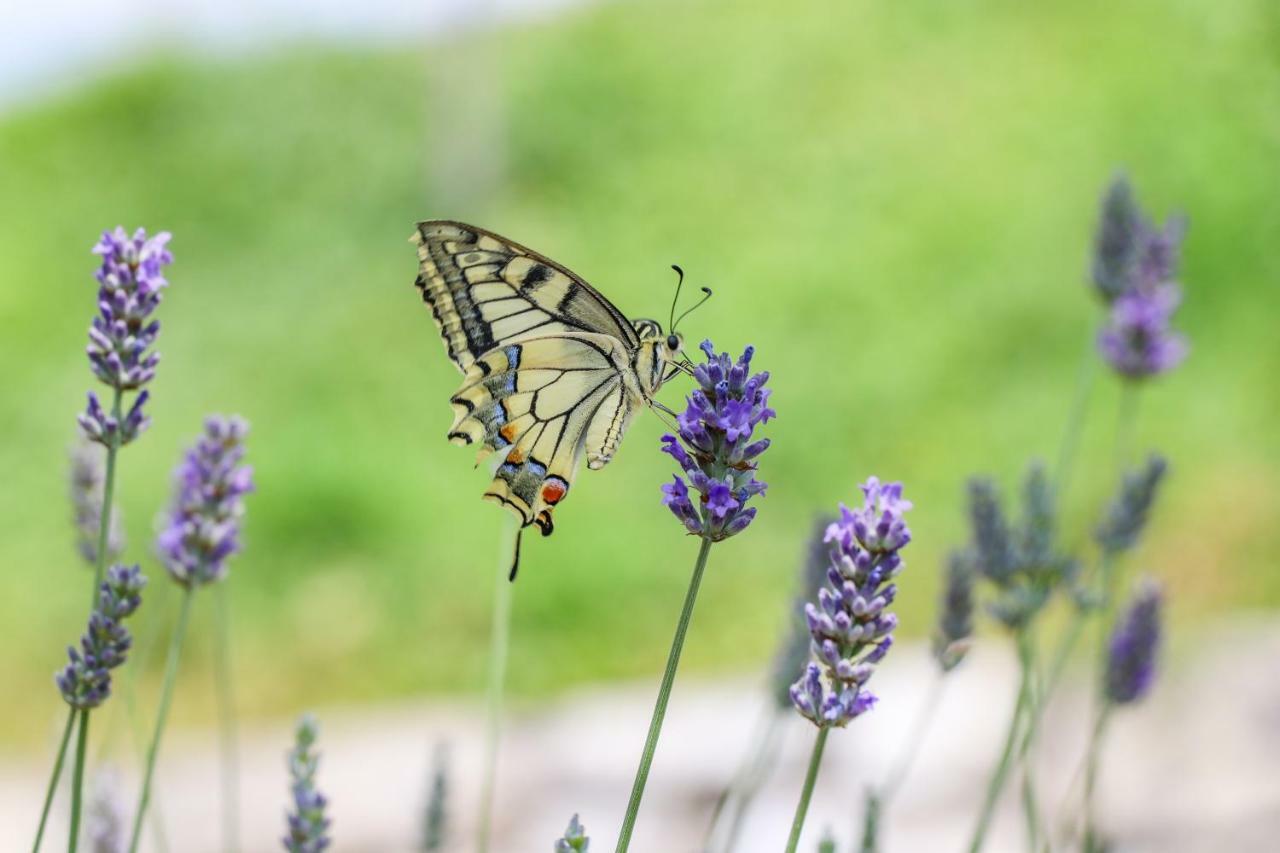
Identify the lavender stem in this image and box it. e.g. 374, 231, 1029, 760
966, 630, 1035, 853
31, 710, 76, 852
68, 711, 90, 852
708, 706, 787, 853
476, 518, 516, 853
128, 586, 195, 853
214, 585, 241, 853
1052, 323, 1101, 501
783, 726, 830, 853
1082, 705, 1111, 849
881, 671, 945, 802
615, 537, 713, 852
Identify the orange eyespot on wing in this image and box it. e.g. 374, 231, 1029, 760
540, 477, 569, 506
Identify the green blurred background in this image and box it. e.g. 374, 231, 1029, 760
2, 0, 1277, 747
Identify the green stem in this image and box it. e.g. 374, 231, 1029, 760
966, 631, 1035, 853
90, 389, 124, 602
31, 710, 77, 852
214, 584, 240, 853
128, 586, 195, 853
784, 726, 830, 853
1114, 384, 1139, 474
1052, 324, 1100, 501
1019, 634, 1043, 852
476, 519, 516, 853
67, 711, 90, 853
614, 537, 713, 853
1082, 705, 1112, 850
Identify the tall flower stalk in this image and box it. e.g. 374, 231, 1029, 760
128, 416, 253, 853
615, 341, 772, 852
34, 227, 170, 853
476, 518, 516, 853
785, 479, 913, 852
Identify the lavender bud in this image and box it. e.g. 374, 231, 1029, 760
932, 551, 975, 672
966, 479, 1014, 585
1097, 284, 1188, 380
1105, 579, 1162, 705
158, 416, 254, 587
660, 341, 773, 541
1095, 456, 1167, 555
283, 714, 331, 853
1091, 175, 1143, 303
554, 814, 589, 852
770, 518, 837, 709
791, 479, 911, 728
56, 565, 147, 710
421, 744, 449, 852
85, 766, 125, 853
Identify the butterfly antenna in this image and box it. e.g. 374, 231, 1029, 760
671, 286, 713, 333
508, 527, 524, 582
667, 264, 686, 333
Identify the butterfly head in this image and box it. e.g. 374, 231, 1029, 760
632, 319, 684, 397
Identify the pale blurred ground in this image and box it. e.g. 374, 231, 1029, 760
6, 630, 1278, 852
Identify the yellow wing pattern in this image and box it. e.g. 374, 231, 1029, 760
411, 220, 639, 373
447, 333, 638, 535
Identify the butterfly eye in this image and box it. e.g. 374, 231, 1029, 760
666, 334, 680, 351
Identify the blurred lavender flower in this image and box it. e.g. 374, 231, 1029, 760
1096, 455, 1167, 557
69, 443, 124, 566
85, 767, 125, 853
78, 227, 172, 447
1091, 175, 1186, 303
1097, 285, 1187, 379
817, 831, 839, 853
1105, 580, 1163, 705
932, 551, 975, 672
55, 565, 146, 709
770, 517, 838, 708
554, 814, 589, 852
284, 714, 331, 853
789, 479, 911, 728
660, 341, 773, 541
158, 416, 254, 587
967, 463, 1075, 629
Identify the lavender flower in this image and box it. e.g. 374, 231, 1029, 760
1096, 455, 1167, 556
770, 517, 838, 709
660, 341, 773, 540
554, 814, 589, 852
78, 227, 171, 447
966, 464, 1074, 629
69, 443, 124, 566
1091, 175, 1186, 303
55, 565, 146, 709
1097, 285, 1188, 379
789, 479, 911, 728
284, 714, 331, 853
1105, 580, 1162, 705
158, 416, 254, 587
932, 551, 975, 672
421, 744, 449, 852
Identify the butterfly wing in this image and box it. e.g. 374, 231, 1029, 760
447, 333, 640, 534
411, 220, 640, 373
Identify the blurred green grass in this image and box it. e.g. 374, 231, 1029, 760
2, 0, 1278, 746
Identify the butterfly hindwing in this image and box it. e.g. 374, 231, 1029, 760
411, 220, 639, 373
447, 333, 640, 534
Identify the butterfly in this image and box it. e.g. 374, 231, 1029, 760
410, 221, 709, 574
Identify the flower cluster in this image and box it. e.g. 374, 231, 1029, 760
55, 565, 146, 709
158, 416, 254, 587
284, 714, 331, 853
1105, 579, 1162, 705
966, 463, 1075, 629
1095, 455, 1168, 557
789, 478, 911, 728
78, 227, 172, 447
660, 341, 773, 541
932, 551, 975, 672
554, 814, 590, 852
1091, 176, 1188, 379
69, 444, 124, 567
